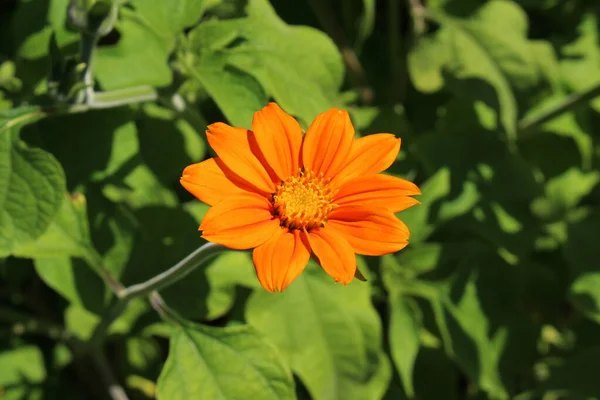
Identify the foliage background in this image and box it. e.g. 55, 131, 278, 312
1, 0, 600, 399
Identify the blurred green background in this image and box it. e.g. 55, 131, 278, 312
2, 0, 600, 399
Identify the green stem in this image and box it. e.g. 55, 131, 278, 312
90, 351, 130, 400
121, 242, 226, 300
518, 84, 600, 134
78, 31, 98, 104
90, 242, 228, 345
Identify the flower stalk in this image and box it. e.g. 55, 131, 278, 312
90, 242, 227, 346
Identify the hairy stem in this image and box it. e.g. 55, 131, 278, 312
518, 84, 600, 134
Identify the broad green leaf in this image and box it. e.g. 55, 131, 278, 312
408, 34, 448, 93
400, 168, 479, 243
12, 0, 78, 59
33, 257, 106, 313
560, 13, 600, 112
137, 103, 206, 183
569, 273, 600, 323
131, 0, 211, 39
445, 276, 508, 399
189, 0, 344, 126
13, 193, 92, 259
246, 264, 391, 400
0, 108, 65, 257
95, 9, 172, 90
426, 1, 539, 139
156, 321, 296, 400
34, 107, 177, 208
185, 48, 267, 128
64, 304, 100, 341
532, 168, 599, 220
521, 94, 594, 169
388, 293, 421, 398
0, 345, 46, 400
204, 251, 261, 320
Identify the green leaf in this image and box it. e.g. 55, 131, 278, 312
408, 34, 448, 93
399, 168, 479, 244
34, 256, 106, 313
131, 0, 211, 38
183, 47, 267, 128
0, 108, 65, 257
64, 304, 100, 341
189, 0, 344, 126
95, 9, 173, 90
13, 193, 91, 259
426, 1, 539, 139
569, 273, 600, 323
560, 13, 600, 112
246, 264, 391, 400
532, 168, 600, 221
156, 321, 296, 400
0, 345, 47, 400
445, 275, 508, 399
388, 293, 421, 398
204, 251, 261, 320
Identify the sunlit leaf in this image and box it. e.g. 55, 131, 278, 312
0, 107, 65, 257
246, 264, 391, 400
157, 321, 296, 400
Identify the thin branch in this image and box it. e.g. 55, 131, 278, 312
121, 242, 226, 301
518, 84, 600, 134
90, 351, 130, 400
90, 242, 228, 346
306, 0, 374, 104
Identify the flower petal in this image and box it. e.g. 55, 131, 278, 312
334, 174, 421, 212
306, 228, 356, 284
302, 108, 354, 178
327, 205, 409, 256
252, 103, 303, 180
200, 193, 279, 250
332, 134, 401, 186
253, 228, 311, 292
180, 157, 266, 206
206, 123, 277, 193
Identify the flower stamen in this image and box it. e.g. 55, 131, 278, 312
272, 170, 336, 230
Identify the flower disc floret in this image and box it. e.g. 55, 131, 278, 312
273, 170, 336, 230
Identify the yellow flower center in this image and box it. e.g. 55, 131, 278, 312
272, 170, 336, 230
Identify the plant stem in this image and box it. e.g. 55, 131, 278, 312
518, 84, 600, 134
90, 351, 130, 400
121, 242, 226, 301
90, 242, 228, 346
78, 31, 98, 104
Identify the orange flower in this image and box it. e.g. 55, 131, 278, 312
181, 103, 420, 292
